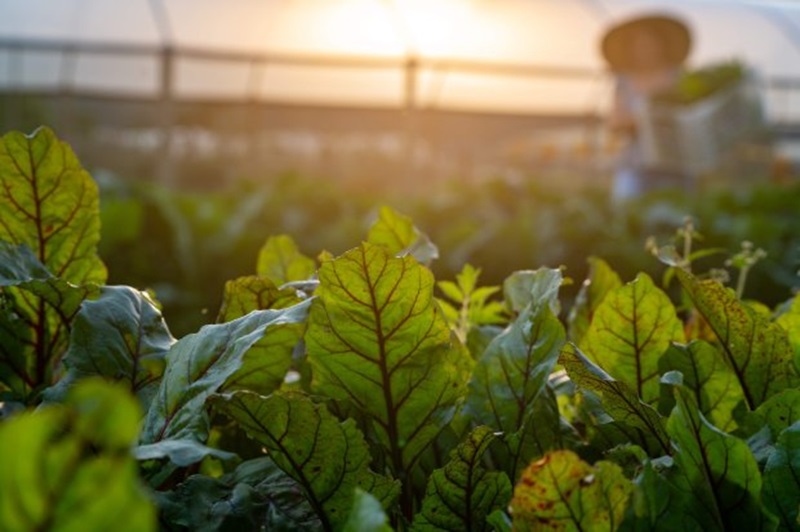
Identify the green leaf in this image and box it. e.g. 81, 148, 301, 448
0, 379, 155, 532
503, 267, 562, 315
344, 489, 393, 532
256, 234, 316, 285
568, 256, 623, 346
0, 241, 97, 398
677, 269, 800, 409
776, 293, 800, 369
0, 127, 106, 286
666, 385, 777, 531
217, 275, 302, 322
133, 439, 236, 467
763, 421, 800, 530
465, 302, 566, 477
658, 341, 744, 432
210, 390, 400, 531
510, 449, 633, 531
753, 388, 800, 438
46, 286, 173, 408
367, 205, 439, 264
305, 243, 472, 476
560, 343, 671, 455
157, 457, 321, 531
581, 273, 685, 405
412, 426, 512, 531
140, 301, 310, 443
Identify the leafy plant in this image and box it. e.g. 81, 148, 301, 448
1, 127, 799, 531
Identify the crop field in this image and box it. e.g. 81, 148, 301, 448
1, 127, 799, 531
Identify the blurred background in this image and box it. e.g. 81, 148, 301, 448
1, 0, 799, 335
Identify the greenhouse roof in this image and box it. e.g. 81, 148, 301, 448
1, 0, 800, 119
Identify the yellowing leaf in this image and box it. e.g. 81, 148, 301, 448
510, 450, 633, 531
256, 234, 315, 285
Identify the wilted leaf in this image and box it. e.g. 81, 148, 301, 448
677, 269, 799, 409
568, 256, 623, 346
510, 450, 633, 531
581, 273, 684, 405
211, 390, 400, 530
256, 234, 316, 285
560, 344, 670, 455
763, 421, 800, 530
141, 301, 310, 443
0, 379, 155, 532
46, 286, 173, 408
412, 426, 512, 531
306, 243, 472, 476
217, 275, 302, 322
367, 205, 438, 264
658, 341, 744, 432
666, 386, 777, 531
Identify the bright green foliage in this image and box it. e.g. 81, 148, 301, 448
306, 243, 472, 477
502, 267, 563, 315
210, 390, 400, 531
412, 427, 512, 531
560, 344, 671, 455
256, 234, 316, 285
437, 263, 506, 342
677, 269, 799, 409
141, 301, 310, 443
581, 273, 685, 405
217, 275, 302, 322
367, 205, 438, 264
569, 256, 623, 346
0, 127, 106, 285
763, 422, 800, 530
46, 286, 173, 408
510, 449, 633, 531
658, 341, 744, 432
0, 379, 155, 532
666, 386, 777, 531
344, 489, 394, 532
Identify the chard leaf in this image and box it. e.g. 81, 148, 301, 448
0, 379, 155, 531
0, 241, 97, 398
581, 273, 684, 405
752, 388, 800, 438
776, 294, 800, 367
46, 285, 173, 408
560, 343, 671, 455
510, 450, 633, 531
210, 390, 400, 531
141, 301, 310, 443
677, 269, 799, 408
0, 127, 106, 286
412, 426, 512, 531
217, 275, 302, 322
133, 439, 236, 467
157, 457, 320, 531
367, 205, 439, 264
568, 256, 623, 346
256, 234, 316, 285
763, 421, 800, 530
503, 267, 562, 315
305, 243, 472, 476
344, 489, 393, 532
666, 386, 777, 531
658, 341, 744, 432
